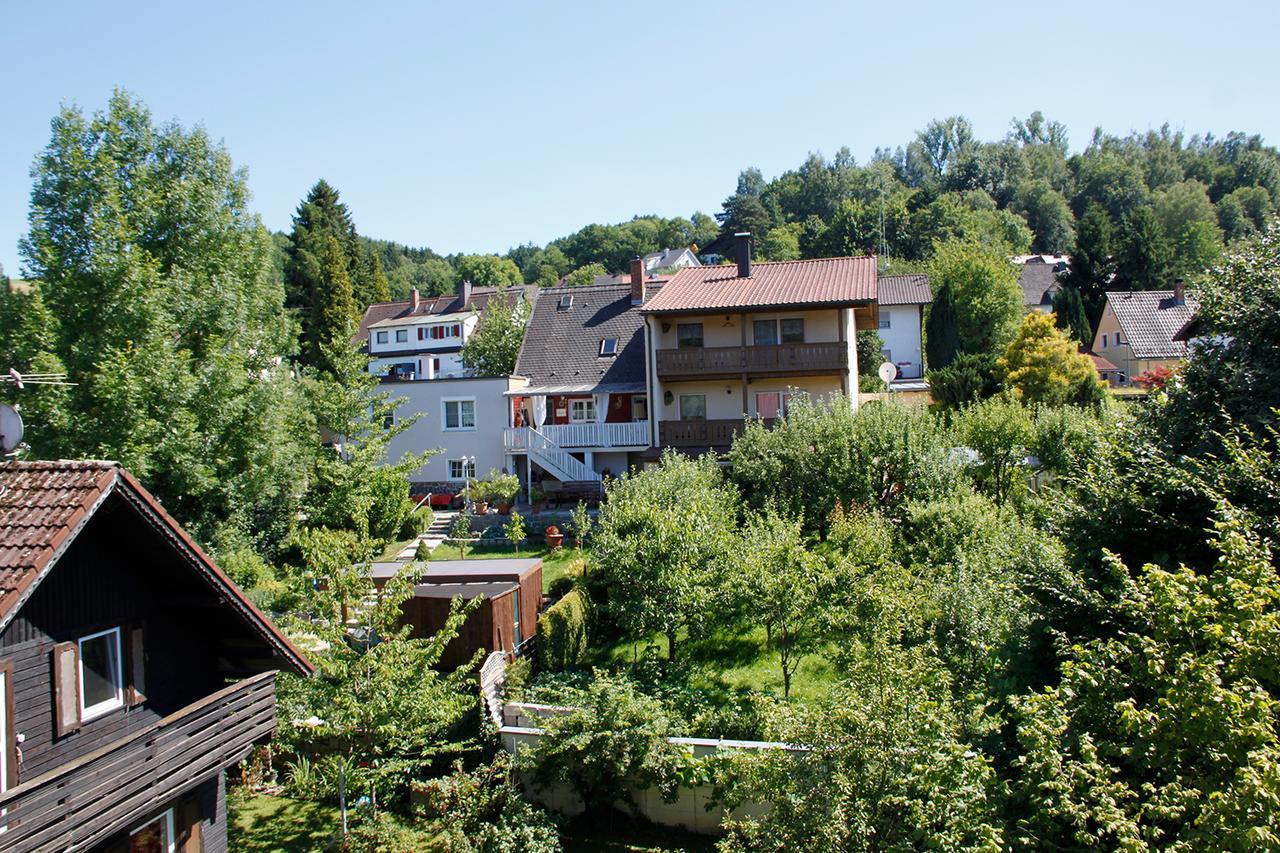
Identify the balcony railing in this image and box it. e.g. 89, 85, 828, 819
659, 418, 776, 449
656, 342, 849, 379
0, 671, 277, 853
503, 421, 650, 450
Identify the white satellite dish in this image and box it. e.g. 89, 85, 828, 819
877, 361, 898, 384
0, 404, 23, 453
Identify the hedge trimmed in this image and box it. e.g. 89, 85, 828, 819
538, 586, 590, 672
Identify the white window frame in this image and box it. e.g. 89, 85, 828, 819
599, 338, 618, 357
448, 459, 476, 481
375, 330, 388, 344
78, 627, 124, 722
568, 399, 596, 423
632, 395, 648, 422
442, 398, 477, 431
129, 808, 176, 853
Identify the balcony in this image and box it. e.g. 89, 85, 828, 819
0, 671, 277, 852
655, 341, 850, 380
659, 418, 776, 450
503, 421, 650, 451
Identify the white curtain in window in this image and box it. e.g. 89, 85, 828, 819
593, 392, 608, 424
532, 395, 547, 429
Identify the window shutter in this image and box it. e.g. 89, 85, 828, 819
178, 796, 204, 852
418, 327, 423, 340
1, 660, 15, 789
52, 641, 81, 736
126, 626, 147, 706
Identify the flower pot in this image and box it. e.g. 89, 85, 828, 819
474, 501, 489, 515
546, 532, 564, 549
531, 501, 543, 513
497, 502, 513, 515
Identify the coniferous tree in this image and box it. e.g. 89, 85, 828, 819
1114, 207, 1172, 290
1051, 284, 1092, 345
310, 234, 358, 373
285, 180, 361, 361
925, 282, 961, 370
1064, 203, 1116, 316
358, 249, 391, 305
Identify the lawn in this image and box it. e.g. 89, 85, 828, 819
426, 541, 583, 595
227, 792, 342, 852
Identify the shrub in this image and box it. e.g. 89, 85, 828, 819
928, 352, 1000, 410
538, 587, 591, 672
415, 754, 560, 852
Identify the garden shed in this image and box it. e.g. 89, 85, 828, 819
397, 558, 543, 670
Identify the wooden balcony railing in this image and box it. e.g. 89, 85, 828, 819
0, 671, 277, 853
656, 342, 849, 379
659, 418, 776, 449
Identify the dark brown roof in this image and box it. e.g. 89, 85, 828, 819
642, 256, 878, 314
513, 283, 657, 395
0, 461, 312, 675
1087, 352, 1119, 371
878, 274, 932, 306
1105, 290, 1200, 360
355, 285, 536, 345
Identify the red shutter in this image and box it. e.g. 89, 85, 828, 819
418, 327, 424, 340
453, 324, 461, 337
126, 626, 147, 706
53, 642, 81, 736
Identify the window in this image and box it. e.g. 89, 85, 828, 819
443, 398, 476, 430
879, 314, 891, 330
756, 392, 791, 419
383, 412, 395, 430
780, 318, 805, 343
569, 398, 597, 423
512, 589, 522, 648
1102, 334, 1108, 348
558, 293, 573, 310
78, 627, 124, 721
1116, 333, 1123, 345
449, 459, 476, 481
632, 395, 648, 422
375, 330, 388, 344
678, 394, 706, 421
753, 320, 778, 346
677, 323, 703, 348
395, 329, 408, 343
599, 338, 618, 357
129, 809, 175, 853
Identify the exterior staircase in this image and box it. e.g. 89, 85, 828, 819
525, 427, 601, 482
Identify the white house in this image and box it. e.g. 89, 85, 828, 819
875, 274, 932, 379
642, 247, 701, 273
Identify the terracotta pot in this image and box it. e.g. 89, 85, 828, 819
498, 502, 513, 515
531, 501, 543, 513
474, 501, 489, 515
546, 532, 564, 549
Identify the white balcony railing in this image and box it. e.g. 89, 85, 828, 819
503, 421, 650, 451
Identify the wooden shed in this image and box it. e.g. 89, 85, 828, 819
397, 558, 542, 671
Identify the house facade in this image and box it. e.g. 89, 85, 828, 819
640, 234, 879, 455
1092, 285, 1198, 385
0, 461, 311, 852
875, 274, 932, 379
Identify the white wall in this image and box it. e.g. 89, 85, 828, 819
369, 351, 466, 379
877, 305, 924, 379
382, 376, 515, 485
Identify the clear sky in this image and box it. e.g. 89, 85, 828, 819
3, 0, 1278, 277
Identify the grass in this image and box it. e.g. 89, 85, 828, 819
377, 505, 435, 560
227, 792, 342, 852
426, 541, 582, 595
561, 808, 718, 852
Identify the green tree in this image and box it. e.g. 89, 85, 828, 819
357, 247, 391, 305
758, 223, 802, 261
590, 452, 738, 662
1113, 207, 1172, 290
1050, 283, 1092, 344
956, 394, 1035, 505
997, 311, 1101, 406
564, 262, 607, 286
456, 254, 522, 287
1152, 179, 1223, 279
925, 281, 962, 369
505, 511, 527, 555
1012, 178, 1076, 254
929, 239, 1024, 356
309, 234, 359, 373
928, 352, 1000, 409
1064, 202, 1117, 310
460, 287, 526, 376
285, 179, 362, 360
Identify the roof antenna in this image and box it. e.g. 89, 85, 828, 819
1, 367, 76, 457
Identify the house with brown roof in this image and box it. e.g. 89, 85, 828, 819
640, 233, 879, 454
1091, 283, 1199, 385
876, 274, 932, 379
0, 461, 311, 851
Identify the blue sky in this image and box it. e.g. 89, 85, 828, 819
2, 1, 1278, 277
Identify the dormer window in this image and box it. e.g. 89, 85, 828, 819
375, 331, 388, 344
599, 338, 619, 357
558, 294, 573, 311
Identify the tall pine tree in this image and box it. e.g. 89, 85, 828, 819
1051, 284, 1092, 345
925, 281, 961, 370
310, 234, 358, 374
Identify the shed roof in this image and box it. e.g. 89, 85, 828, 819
1105, 290, 1200, 359
0, 461, 312, 674
641, 256, 878, 314
413, 581, 518, 599
424, 558, 542, 576
877, 274, 933, 306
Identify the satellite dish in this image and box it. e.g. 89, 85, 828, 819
877, 361, 898, 384
0, 404, 23, 453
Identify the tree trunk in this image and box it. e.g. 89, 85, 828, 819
667, 631, 678, 664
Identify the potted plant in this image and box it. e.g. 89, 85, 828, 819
544, 524, 564, 549
487, 471, 520, 515
469, 477, 489, 515
530, 486, 544, 514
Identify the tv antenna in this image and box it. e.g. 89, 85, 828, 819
2, 368, 75, 389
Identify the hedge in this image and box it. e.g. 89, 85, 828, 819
538, 587, 591, 672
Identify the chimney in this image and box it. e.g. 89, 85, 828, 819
735, 232, 752, 278
630, 256, 646, 305
460, 279, 473, 308
1173, 279, 1186, 305
410, 287, 420, 312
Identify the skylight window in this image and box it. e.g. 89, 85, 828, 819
599, 338, 619, 357
558, 294, 573, 311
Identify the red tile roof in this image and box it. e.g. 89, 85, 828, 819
0, 460, 312, 675
1087, 352, 1118, 371
641, 256, 878, 314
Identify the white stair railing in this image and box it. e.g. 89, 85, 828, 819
525, 427, 600, 482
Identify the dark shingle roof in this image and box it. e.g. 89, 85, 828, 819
878, 274, 932, 306
1019, 263, 1064, 308
642, 256, 877, 314
355, 285, 535, 345
1106, 291, 1200, 360
0, 461, 312, 674
513, 283, 656, 394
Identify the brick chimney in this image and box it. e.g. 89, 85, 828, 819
1173, 279, 1186, 305
735, 232, 752, 278
410, 287, 420, 312
460, 279, 473, 308
630, 257, 646, 305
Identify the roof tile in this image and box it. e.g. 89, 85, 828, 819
642, 256, 877, 314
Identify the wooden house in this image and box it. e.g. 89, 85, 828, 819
0, 461, 312, 852
397, 559, 542, 670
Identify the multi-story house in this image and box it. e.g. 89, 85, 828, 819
640, 233, 879, 455
875, 274, 932, 380
0, 460, 311, 852
356, 283, 537, 496
1091, 283, 1198, 385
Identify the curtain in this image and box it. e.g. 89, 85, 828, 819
593, 392, 609, 425
532, 395, 547, 429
